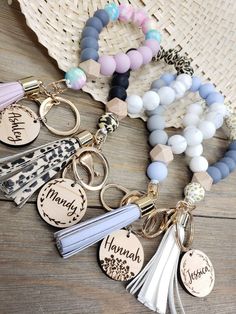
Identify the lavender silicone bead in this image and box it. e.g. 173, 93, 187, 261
190, 76, 202, 92
114, 53, 131, 73
65, 68, 86, 90
144, 39, 160, 56
137, 46, 153, 64
207, 166, 222, 184
119, 3, 134, 22
214, 162, 230, 179
199, 83, 215, 99
94, 9, 110, 26
80, 48, 99, 62
147, 161, 168, 182
147, 114, 165, 131
85, 17, 103, 33
132, 8, 147, 26
206, 92, 224, 106
160, 73, 176, 85
149, 129, 168, 146
127, 50, 143, 70
80, 37, 99, 51
229, 141, 236, 150
98, 55, 116, 76
225, 150, 236, 162
145, 30, 161, 43
221, 157, 236, 172
81, 26, 99, 40
105, 3, 119, 21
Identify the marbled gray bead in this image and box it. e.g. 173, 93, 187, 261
146, 105, 165, 116
149, 129, 168, 146
80, 37, 99, 51
214, 162, 230, 179
94, 9, 109, 26
207, 166, 222, 184
221, 157, 236, 172
80, 48, 99, 62
81, 26, 99, 40
225, 150, 236, 162
86, 17, 103, 33
147, 114, 166, 131
229, 140, 236, 151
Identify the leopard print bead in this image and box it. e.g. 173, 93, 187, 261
154, 45, 165, 61
98, 113, 119, 133
184, 182, 205, 204
164, 49, 179, 65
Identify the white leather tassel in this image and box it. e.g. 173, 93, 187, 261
127, 224, 185, 314
54, 203, 141, 258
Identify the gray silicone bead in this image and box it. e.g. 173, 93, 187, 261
151, 79, 165, 90
229, 141, 236, 151
80, 37, 99, 51
207, 166, 222, 184
81, 26, 99, 40
149, 129, 168, 146
80, 48, 99, 62
86, 17, 103, 33
225, 150, 236, 162
146, 105, 165, 117
94, 9, 110, 26
147, 114, 166, 131
214, 162, 230, 179
221, 157, 236, 172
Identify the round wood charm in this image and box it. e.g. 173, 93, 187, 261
179, 249, 215, 297
99, 229, 144, 281
0, 105, 40, 146
37, 178, 87, 228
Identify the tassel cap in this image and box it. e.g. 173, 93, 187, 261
18, 77, 41, 95
135, 195, 156, 217
75, 130, 94, 146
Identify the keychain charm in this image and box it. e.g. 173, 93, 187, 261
0, 104, 40, 146
179, 249, 215, 297
99, 229, 144, 281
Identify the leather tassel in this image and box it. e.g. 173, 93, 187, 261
127, 223, 185, 314
0, 137, 80, 207
55, 203, 141, 258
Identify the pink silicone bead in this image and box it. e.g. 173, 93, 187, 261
132, 8, 148, 26
127, 50, 143, 70
118, 3, 134, 22
137, 46, 153, 64
144, 39, 160, 56
98, 55, 116, 76
142, 19, 157, 33
114, 52, 131, 73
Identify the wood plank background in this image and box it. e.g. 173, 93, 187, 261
0, 1, 235, 313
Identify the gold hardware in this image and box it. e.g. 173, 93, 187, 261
19, 77, 41, 95
100, 183, 130, 211
75, 130, 93, 147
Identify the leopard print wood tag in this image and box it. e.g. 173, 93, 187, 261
0, 105, 40, 146
37, 178, 87, 228
99, 229, 144, 281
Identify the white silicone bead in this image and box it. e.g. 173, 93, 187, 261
126, 95, 143, 114
187, 102, 203, 115
183, 113, 200, 127
183, 126, 203, 146
142, 91, 160, 111
189, 156, 208, 172
209, 103, 227, 116
169, 81, 186, 99
185, 144, 203, 157
198, 120, 216, 139
168, 134, 187, 154
176, 74, 192, 90
205, 111, 224, 129
157, 86, 176, 107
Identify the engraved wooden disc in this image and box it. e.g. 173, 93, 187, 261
37, 178, 87, 228
0, 105, 40, 146
179, 249, 215, 297
99, 229, 144, 281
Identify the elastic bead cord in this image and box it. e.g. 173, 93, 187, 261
65, 3, 162, 90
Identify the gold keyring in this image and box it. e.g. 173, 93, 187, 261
100, 183, 130, 212
39, 96, 80, 136
72, 146, 109, 191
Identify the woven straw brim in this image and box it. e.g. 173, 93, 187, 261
18, 0, 236, 127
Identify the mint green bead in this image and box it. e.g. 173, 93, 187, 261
145, 30, 161, 43
105, 3, 119, 21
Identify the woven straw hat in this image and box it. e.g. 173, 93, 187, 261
17, 0, 236, 127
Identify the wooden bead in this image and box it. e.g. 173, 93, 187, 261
106, 97, 128, 120
79, 59, 101, 79
191, 171, 213, 191
150, 144, 173, 164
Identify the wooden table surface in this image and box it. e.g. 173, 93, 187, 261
0, 2, 235, 314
